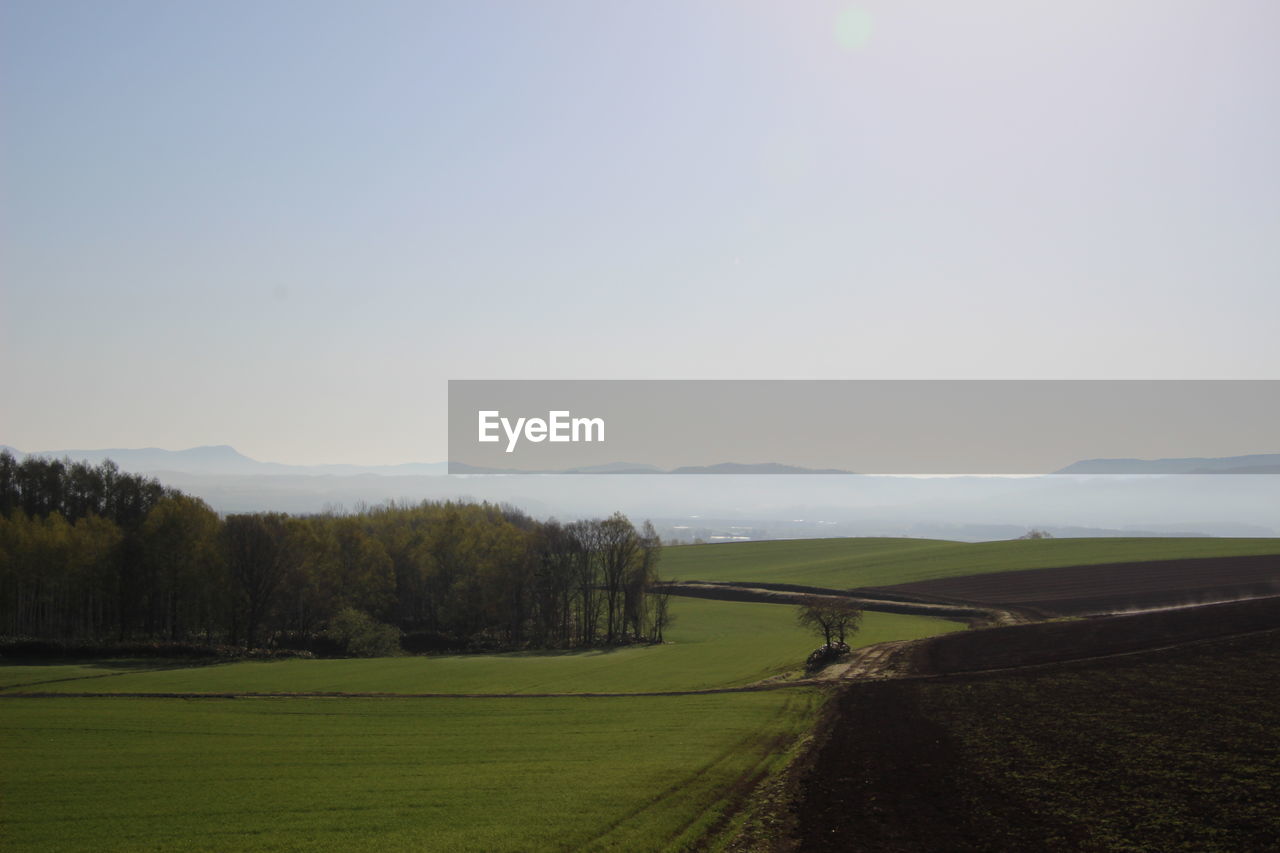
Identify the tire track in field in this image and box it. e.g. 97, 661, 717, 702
0, 660, 234, 691
570, 696, 800, 852
9, 629, 1273, 700
0, 683, 821, 700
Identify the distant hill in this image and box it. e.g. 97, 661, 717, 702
565, 462, 665, 474
4, 445, 1276, 537
668, 462, 854, 475
0, 447, 842, 478
449, 462, 666, 474
1054, 453, 1280, 475
0, 445, 448, 477
10, 443, 1280, 479
449, 461, 853, 475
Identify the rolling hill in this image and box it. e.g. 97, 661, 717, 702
660, 536, 1280, 590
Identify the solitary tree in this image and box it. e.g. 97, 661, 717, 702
797, 595, 837, 646
831, 598, 862, 645
796, 596, 863, 648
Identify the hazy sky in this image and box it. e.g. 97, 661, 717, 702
3, 1, 1278, 465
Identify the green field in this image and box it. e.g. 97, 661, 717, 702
0, 590, 963, 851
0, 597, 962, 696
661, 536, 1280, 589
0, 659, 165, 690
0, 691, 821, 852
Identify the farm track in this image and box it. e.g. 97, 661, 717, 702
825, 639, 921, 681
659, 581, 1030, 626
0, 635, 945, 699
10, 621, 1279, 700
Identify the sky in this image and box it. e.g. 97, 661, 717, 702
3, 0, 1278, 465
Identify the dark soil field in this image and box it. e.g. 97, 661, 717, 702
914, 594, 1280, 675
785, 628, 1280, 852
874, 554, 1280, 615
658, 580, 996, 622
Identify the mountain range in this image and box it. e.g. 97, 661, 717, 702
3, 444, 1277, 540
1, 445, 448, 477
1053, 453, 1280, 475
7, 445, 1280, 478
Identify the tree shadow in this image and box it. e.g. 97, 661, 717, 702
483, 644, 646, 659
4, 657, 232, 672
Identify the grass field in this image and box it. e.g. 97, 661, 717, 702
0, 591, 964, 851
0, 597, 963, 696
0, 691, 821, 852
0, 659, 162, 690
661, 536, 1280, 589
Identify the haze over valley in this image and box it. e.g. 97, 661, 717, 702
5, 444, 1275, 541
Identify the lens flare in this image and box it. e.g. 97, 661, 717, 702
835, 6, 873, 51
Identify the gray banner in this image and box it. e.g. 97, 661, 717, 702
447, 380, 1280, 475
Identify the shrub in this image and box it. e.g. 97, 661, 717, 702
400, 631, 465, 654
323, 608, 401, 657
805, 641, 851, 672
271, 630, 345, 657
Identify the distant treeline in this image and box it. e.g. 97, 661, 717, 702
0, 451, 668, 652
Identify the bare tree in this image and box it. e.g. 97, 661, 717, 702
568, 519, 602, 645
831, 598, 863, 645
650, 580, 674, 643
623, 520, 662, 641
797, 596, 863, 648
597, 513, 639, 644
797, 596, 838, 646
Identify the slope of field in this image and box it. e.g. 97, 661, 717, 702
659, 581, 996, 622
0, 589, 964, 851
0, 598, 963, 696
661, 536, 1280, 590
877, 554, 1280, 615
0, 691, 820, 852
787, 630, 1280, 852
912, 594, 1280, 675
0, 660, 160, 690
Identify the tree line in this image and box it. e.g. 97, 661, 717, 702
0, 451, 668, 652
